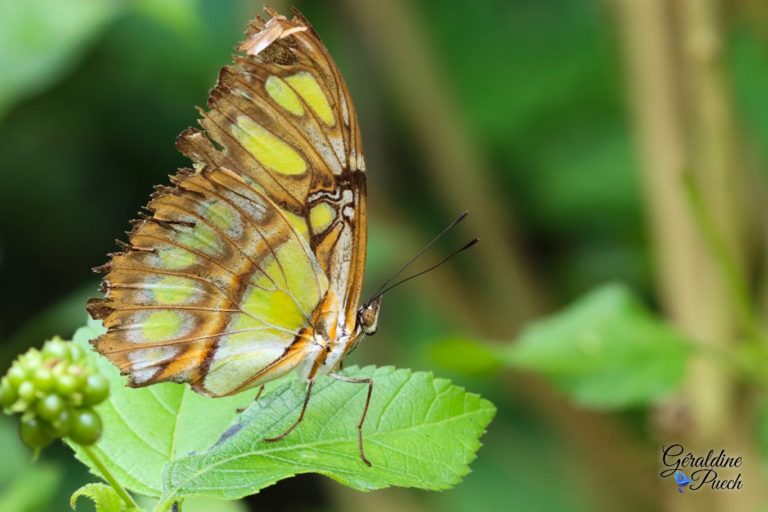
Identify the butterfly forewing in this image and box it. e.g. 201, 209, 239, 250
88, 9, 367, 396
177, 10, 366, 330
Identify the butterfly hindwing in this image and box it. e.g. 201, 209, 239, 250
89, 167, 328, 396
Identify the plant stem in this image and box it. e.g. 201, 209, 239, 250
80, 444, 141, 511
683, 174, 765, 344
616, 0, 767, 510
688, 336, 768, 385
152, 497, 177, 512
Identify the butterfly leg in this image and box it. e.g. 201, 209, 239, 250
236, 384, 266, 413
254, 383, 266, 401
264, 380, 315, 442
329, 372, 373, 467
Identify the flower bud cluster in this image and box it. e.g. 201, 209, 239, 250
1, 337, 109, 450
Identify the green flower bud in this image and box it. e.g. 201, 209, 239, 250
17, 381, 37, 403
0, 379, 17, 408
36, 394, 66, 423
50, 407, 73, 437
19, 350, 42, 374
82, 374, 110, 406
68, 409, 102, 446
68, 344, 86, 363
6, 366, 26, 389
66, 365, 88, 392
55, 373, 79, 396
41, 338, 69, 361
32, 367, 55, 393
19, 416, 54, 450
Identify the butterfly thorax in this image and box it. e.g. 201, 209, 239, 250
297, 288, 344, 380
299, 290, 381, 380
298, 292, 381, 381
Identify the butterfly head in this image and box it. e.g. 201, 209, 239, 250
358, 296, 382, 336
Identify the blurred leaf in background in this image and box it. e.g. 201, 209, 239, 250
0, 0, 120, 119
729, 19, 768, 170
0, 0, 243, 341
506, 284, 691, 409
0, 418, 61, 511
423, 0, 648, 299
431, 284, 692, 409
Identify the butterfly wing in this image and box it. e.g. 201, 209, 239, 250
87, 9, 367, 396
88, 167, 329, 396
177, 8, 366, 334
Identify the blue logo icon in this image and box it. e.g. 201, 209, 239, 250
674, 470, 691, 493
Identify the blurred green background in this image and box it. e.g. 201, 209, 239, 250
2, 0, 768, 511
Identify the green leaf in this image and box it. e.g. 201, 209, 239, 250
131, 0, 204, 36
0, 0, 120, 118
427, 336, 503, 376
180, 497, 248, 512
70, 483, 125, 512
0, 463, 60, 512
753, 395, 768, 474
134, 495, 248, 512
70, 319, 255, 497
158, 366, 495, 505
0, 418, 33, 488
506, 283, 691, 409
0, 418, 61, 512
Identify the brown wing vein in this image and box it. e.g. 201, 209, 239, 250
208, 169, 326, 298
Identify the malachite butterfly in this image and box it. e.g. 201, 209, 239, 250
88, 7, 382, 464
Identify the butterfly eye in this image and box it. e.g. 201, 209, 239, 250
359, 299, 381, 336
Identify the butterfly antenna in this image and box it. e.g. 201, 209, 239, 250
369, 238, 479, 302
370, 211, 469, 299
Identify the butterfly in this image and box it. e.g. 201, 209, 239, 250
87, 7, 382, 465
673, 470, 691, 493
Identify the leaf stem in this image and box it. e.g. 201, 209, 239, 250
682, 173, 765, 344
152, 497, 177, 512
80, 444, 141, 511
